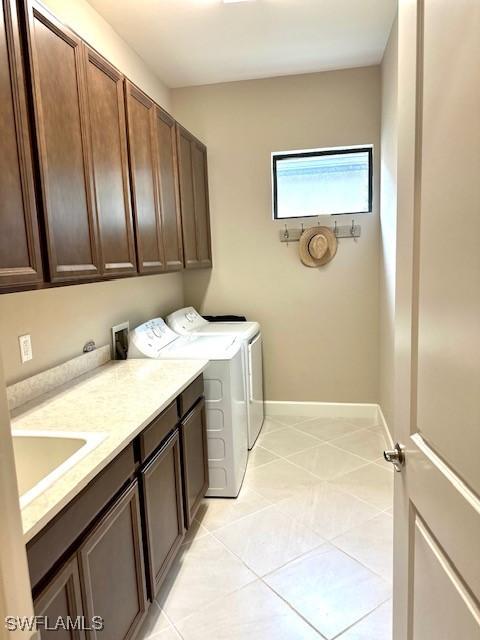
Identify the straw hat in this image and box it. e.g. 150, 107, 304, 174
298, 226, 337, 267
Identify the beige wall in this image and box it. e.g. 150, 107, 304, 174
0, 0, 182, 386
379, 19, 398, 429
173, 67, 381, 402
0, 274, 183, 385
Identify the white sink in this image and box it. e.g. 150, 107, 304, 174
12, 430, 106, 508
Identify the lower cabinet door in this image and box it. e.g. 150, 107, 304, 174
34, 557, 85, 640
141, 430, 185, 598
78, 480, 147, 640
180, 398, 209, 528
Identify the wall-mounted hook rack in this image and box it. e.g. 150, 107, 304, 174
278, 222, 361, 243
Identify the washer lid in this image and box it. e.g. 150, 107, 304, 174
182, 322, 260, 340
166, 307, 259, 340
158, 334, 241, 360
130, 317, 241, 360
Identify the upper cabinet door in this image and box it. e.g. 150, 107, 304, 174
25, 1, 100, 282
155, 107, 183, 272
84, 46, 137, 277
176, 124, 212, 269
191, 140, 212, 268
125, 80, 165, 274
176, 125, 197, 269
0, 0, 43, 290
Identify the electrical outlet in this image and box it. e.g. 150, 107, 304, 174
19, 334, 33, 363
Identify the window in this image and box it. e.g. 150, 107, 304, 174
272, 146, 373, 219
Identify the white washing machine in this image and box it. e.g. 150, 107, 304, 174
128, 318, 248, 498
166, 307, 265, 449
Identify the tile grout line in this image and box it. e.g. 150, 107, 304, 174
207, 528, 337, 639
232, 423, 394, 550
245, 431, 393, 538
330, 594, 393, 639
208, 518, 327, 582
328, 536, 394, 586
205, 502, 391, 611
155, 555, 258, 630
260, 578, 329, 640
325, 470, 393, 512
191, 487, 277, 536
251, 431, 390, 505
144, 602, 184, 640
199, 501, 278, 536
214, 532, 392, 640
259, 548, 392, 640
152, 416, 393, 639
238, 422, 395, 585
258, 423, 386, 466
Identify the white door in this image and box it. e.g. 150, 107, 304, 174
392, 1, 480, 638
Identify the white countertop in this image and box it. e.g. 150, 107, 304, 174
11, 358, 208, 542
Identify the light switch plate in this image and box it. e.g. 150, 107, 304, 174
19, 334, 33, 363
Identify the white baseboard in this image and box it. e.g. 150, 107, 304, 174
264, 400, 379, 420
376, 405, 394, 447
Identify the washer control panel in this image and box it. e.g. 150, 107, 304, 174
168, 307, 209, 333
130, 318, 178, 357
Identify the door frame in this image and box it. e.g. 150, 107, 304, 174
392, 0, 419, 637
0, 352, 35, 635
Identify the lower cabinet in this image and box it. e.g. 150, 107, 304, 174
180, 398, 209, 528
141, 430, 185, 598
34, 557, 85, 640
78, 481, 147, 640
30, 378, 209, 639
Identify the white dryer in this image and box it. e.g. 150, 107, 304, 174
166, 307, 264, 449
128, 318, 248, 498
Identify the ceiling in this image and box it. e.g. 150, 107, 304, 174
87, 0, 397, 88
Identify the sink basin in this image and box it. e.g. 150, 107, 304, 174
12, 430, 106, 508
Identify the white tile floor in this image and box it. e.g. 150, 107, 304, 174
138, 414, 393, 640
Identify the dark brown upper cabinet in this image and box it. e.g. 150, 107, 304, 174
124, 80, 165, 274
83, 46, 137, 278
24, 1, 100, 282
155, 107, 183, 272
176, 124, 212, 269
0, 0, 43, 290
191, 140, 212, 267
1, 0, 213, 292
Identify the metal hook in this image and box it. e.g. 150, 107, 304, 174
284, 224, 289, 246
351, 219, 355, 236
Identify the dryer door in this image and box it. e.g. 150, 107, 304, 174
248, 333, 264, 448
